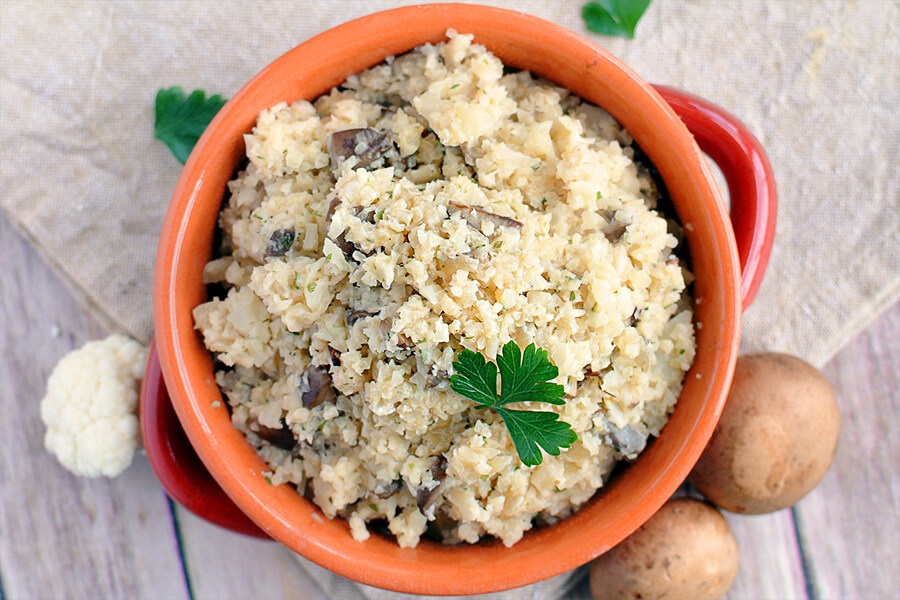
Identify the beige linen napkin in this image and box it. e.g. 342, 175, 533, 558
2, 1, 898, 599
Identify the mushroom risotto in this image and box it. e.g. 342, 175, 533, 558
193, 31, 696, 548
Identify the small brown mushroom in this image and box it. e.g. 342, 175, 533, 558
298, 365, 337, 409
329, 128, 393, 171
589, 498, 739, 600
688, 353, 841, 514
416, 455, 448, 518
448, 201, 523, 231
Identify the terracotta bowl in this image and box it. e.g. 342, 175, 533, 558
152, 3, 775, 595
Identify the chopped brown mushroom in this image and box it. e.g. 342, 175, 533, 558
358, 207, 378, 224
373, 479, 402, 499
416, 455, 448, 518
425, 369, 450, 389
325, 197, 370, 262
334, 231, 365, 262
585, 365, 613, 378
396, 333, 414, 349
377, 94, 405, 113
326, 197, 340, 220
448, 201, 522, 231
601, 210, 628, 243
625, 307, 643, 327
265, 228, 295, 257
604, 421, 648, 459
327, 345, 341, 366
460, 143, 476, 166
400, 154, 417, 171
249, 419, 295, 451
346, 309, 377, 326
298, 365, 337, 409
329, 128, 393, 171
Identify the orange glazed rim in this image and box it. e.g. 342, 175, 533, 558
153, 4, 742, 595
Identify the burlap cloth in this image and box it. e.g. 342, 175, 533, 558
2, 1, 898, 598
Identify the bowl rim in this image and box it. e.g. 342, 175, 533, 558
154, 3, 741, 594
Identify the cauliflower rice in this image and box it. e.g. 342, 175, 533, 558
193, 32, 695, 548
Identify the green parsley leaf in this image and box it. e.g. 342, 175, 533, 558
451, 348, 498, 407
450, 341, 576, 466
582, 0, 652, 39
495, 341, 565, 406
496, 407, 578, 467
154, 87, 227, 164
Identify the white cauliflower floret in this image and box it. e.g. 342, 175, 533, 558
40, 334, 147, 477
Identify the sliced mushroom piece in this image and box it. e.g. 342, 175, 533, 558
325, 197, 370, 262
298, 365, 337, 409
376, 93, 405, 114
333, 231, 366, 262
448, 201, 522, 231
601, 210, 628, 243
326, 197, 341, 220
604, 422, 648, 459
425, 369, 450, 389
459, 143, 477, 167
248, 419, 295, 451
327, 345, 341, 367
346, 308, 378, 326
329, 128, 393, 171
585, 365, 613, 378
373, 479, 402, 499
377, 103, 397, 116
265, 228, 295, 257
625, 307, 643, 327
396, 333, 414, 349
416, 456, 448, 519
357, 207, 379, 224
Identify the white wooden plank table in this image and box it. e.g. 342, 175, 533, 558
1, 212, 898, 599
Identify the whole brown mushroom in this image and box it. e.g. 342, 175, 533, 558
689, 352, 840, 514
589, 498, 739, 600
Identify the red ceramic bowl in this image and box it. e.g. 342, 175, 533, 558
150, 4, 775, 595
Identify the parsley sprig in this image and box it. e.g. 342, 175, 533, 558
451, 341, 578, 466
154, 87, 227, 164
582, 0, 652, 39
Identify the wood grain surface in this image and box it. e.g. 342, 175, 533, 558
1, 212, 897, 600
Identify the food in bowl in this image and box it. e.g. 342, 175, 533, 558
192, 31, 696, 548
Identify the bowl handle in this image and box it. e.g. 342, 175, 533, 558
140, 340, 271, 539
653, 85, 777, 309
